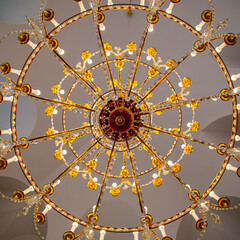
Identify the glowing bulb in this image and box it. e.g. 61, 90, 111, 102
93, 177, 98, 182
100, 23, 105, 31
112, 182, 117, 188
53, 109, 58, 114
146, 55, 151, 61
60, 89, 65, 94
216, 47, 221, 53
152, 173, 158, 179
195, 25, 201, 31
148, 25, 154, 32
178, 82, 183, 87
62, 149, 67, 155
128, 50, 134, 55
191, 51, 197, 57
88, 58, 93, 64
106, 51, 111, 56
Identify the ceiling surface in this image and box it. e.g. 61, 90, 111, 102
0, 0, 240, 239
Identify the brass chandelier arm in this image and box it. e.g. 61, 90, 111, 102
136, 134, 201, 201
153, 92, 223, 113
128, 20, 150, 97
53, 49, 104, 100
93, 140, 116, 219
126, 140, 146, 216
91, 2, 117, 95
138, 46, 193, 104
50, 138, 101, 186
96, 24, 117, 95
142, 124, 216, 149
134, 76, 150, 101
27, 93, 95, 112
26, 125, 92, 143
118, 67, 122, 95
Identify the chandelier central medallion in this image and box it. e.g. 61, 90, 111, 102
99, 97, 142, 141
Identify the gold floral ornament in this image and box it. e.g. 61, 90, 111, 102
184, 144, 193, 154
132, 79, 138, 87
83, 71, 93, 81
120, 168, 129, 178
132, 186, 137, 195
171, 128, 180, 133
172, 163, 181, 173
182, 77, 192, 87
148, 68, 157, 78
145, 90, 153, 98
110, 188, 120, 197
115, 59, 124, 69
68, 169, 78, 177
51, 84, 60, 94
166, 59, 176, 68
147, 47, 157, 57
191, 99, 199, 109
191, 121, 200, 131
104, 42, 112, 51
127, 42, 137, 51
169, 94, 178, 103
153, 176, 163, 187
81, 50, 91, 61
152, 157, 162, 166
110, 78, 118, 86
88, 160, 97, 169
87, 179, 97, 190
54, 149, 62, 160
46, 128, 55, 136
82, 122, 89, 127
45, 106, 54, 116
67, 135, 76, 143
83, 104, 90, 111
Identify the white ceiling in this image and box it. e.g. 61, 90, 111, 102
0, 0, 240, 239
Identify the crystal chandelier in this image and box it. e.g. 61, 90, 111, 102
0, 0, 240, 239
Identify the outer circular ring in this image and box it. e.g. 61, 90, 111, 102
11, 4, 237, 232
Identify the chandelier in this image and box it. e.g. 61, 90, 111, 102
0, 0, 240, 239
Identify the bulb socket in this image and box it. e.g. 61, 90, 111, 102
13, 189, 25, 200
35, 212, 46, 225
194, 40, 206, 52
48, 38, 59, 50
217, 143, 227, 155
218, 196, 230, 208
196, 219, 208, 231
220, 89, 231, 101
43, 9, 55, 21
1, 62, 11, 75
0, 92, 3, 104
224, 34, 237, 46
87, 212, 99, 224
18, 32, 30, 45
237, 167, 240, 177
162, 237, 173, 240
43, 185, 54, 196
97, 12, 105, 24
19, 137, 29, 149
147, 13, 159, 24
0, 158, 8, 170
63, 231, 75, 240
141, 214, 153, 226
201, 10, 212, 22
